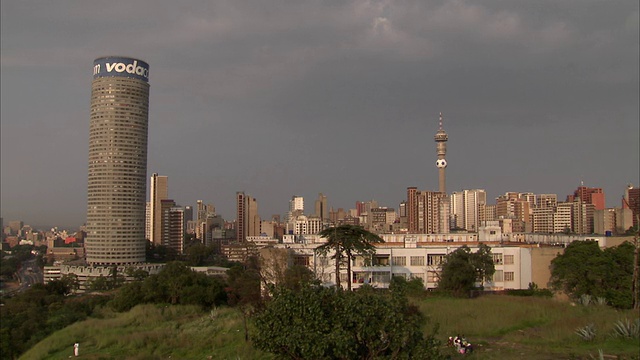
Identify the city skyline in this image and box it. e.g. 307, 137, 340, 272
1, 1, 639, 228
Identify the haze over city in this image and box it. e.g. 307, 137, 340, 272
1, 1, 638, 229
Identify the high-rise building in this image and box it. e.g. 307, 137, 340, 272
86, 56, 150, 265
160, 199, 176, 246
568, 185, 605, 211
407, 187, 449, 234
184, 206, 193, 224
314, 193, 328, 221
167, 205, 186, 254
236, 193, 246, 242
149, 173, 168, 246
236, 192, 261, 241
623, 184, 640, 228
290, 196, 304, 214
450, 189, 486, 231
434, 112, 448, 194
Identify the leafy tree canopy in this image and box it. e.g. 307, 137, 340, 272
551, 240, 635, 308
316, 225, 384, 290
252, 285, 444, 359
437, 244, 495, 297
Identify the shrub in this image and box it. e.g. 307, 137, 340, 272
575, 324, 597, 341
579, 294, 592, 306
611, 318, 640, 339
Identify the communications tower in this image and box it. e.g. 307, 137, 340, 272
434, 112, 448, 194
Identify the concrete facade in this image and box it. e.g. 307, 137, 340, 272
85, 57, 150, 265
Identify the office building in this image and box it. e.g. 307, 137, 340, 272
86, 56, 150, 265
406, 187, 449, 234
450, 189, 486, 231
623, 185, 640, 228
237, 192, 260, 242
568, 185, 605, 211
314, 193, 329, 221
149, 173, 168, 245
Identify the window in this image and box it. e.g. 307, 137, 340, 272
411, 273, 426, 282
392, 273, 407, 279
427, 271, 439, 284
492, 253, 503, 264
352, 256, 367, 267
372, 271, 390, 284
504, 271, 514, 282
391, 256, 406, 266
293, 256, 310, 266
410, 256, 425, 266
504, 255, 514, 265
353, 272, 368, 283
492, 270, 503, 282
374, 256, 389, 266
427, 254, 446, 266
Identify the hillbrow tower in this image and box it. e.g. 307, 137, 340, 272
434, 112, 448, 194
86, 57, 150, 265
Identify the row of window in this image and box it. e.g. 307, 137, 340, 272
492, 254, 515, 265
348, 271, 517, 284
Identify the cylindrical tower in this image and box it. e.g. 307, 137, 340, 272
86, 57, 150, 265
434, 112, 448, 194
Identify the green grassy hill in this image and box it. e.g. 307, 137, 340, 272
20, 304, 273, 360
22, 295, 639, 360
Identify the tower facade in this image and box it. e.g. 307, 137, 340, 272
434, 112, 448, 194
86, 56, 150, 265
236, 192, 260, 241
149, 173, 168, 245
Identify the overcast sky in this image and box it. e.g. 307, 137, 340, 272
1, 1, 638, 229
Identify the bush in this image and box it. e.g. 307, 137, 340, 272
611, 318, 640, 339
575, 324, 597, 341
252, 285, 445, 359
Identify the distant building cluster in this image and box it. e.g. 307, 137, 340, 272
3, 56, 638, 293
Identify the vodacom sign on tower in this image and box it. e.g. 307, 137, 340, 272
93, 56, 149, 82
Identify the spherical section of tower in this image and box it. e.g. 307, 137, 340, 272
86, 57, 150, 265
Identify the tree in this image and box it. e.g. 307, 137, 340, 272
390, 275, 425, 297
252, 284, 445, 359
184, 243, 213, 266
226, 257, 263, 341
437, 245, 495, 296
155, 261, 197, 304
470, 243, 496, 288
316, 224, 384, 290
110, 281, 145, 312
125, 266, 149, 281
282, 264, 316, 291
551, 240, 635, 308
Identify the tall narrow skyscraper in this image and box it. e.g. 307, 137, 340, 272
236, 192, 260, 241
86, 56, 150, 265
149, 173, 168, 245
434, 112, 448, 194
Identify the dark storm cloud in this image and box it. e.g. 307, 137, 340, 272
1, 0, 638, 227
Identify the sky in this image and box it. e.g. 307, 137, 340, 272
1, 1, 639, 230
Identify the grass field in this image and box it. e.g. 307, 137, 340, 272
21, 295, 639, 360
418, 295, 640, 359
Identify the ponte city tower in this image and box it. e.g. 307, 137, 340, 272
86, 56, 150, 265
434, 112, 448, 194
